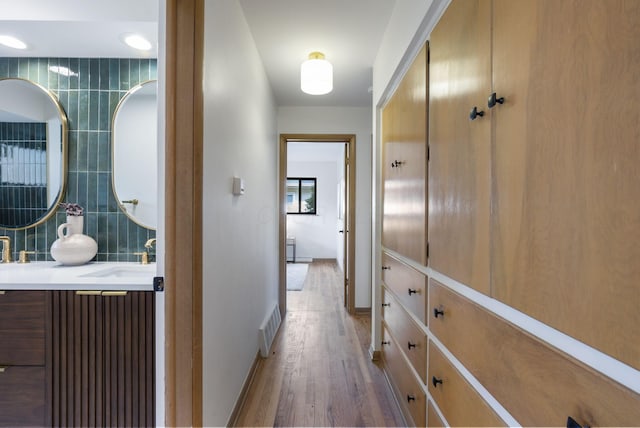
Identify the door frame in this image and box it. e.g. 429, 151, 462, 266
279, 134, 357, 316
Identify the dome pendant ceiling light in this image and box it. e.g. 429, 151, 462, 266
300, 51, 333, 95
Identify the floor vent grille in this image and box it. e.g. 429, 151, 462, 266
259, 303, 281, 357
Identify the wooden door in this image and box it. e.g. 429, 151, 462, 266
491, 0, 640, 370
382, 43, 428, 266
428, 0, 491, 294
343, 143, 350, 307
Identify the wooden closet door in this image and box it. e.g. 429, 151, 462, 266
428, 0, 491, 294
491, 0, 640, 370
382, 43, 428, 265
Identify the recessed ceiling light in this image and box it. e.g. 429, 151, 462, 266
123, 34, 152, 51
49, 66, 78, 77
0, 35, 27, 50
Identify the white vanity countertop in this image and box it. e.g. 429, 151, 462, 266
0, 262, 157, 291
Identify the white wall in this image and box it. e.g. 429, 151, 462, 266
287, 160, 341, 261
278, 106, 372, 308
202, 1, 278, 425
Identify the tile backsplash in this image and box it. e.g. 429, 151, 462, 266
0, 57, 157, 262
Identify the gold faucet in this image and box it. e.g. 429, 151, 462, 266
133, 238, 157, 265
133, 251, 150, 265
0, 236, 12, 263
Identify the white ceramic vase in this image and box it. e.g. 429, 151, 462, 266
50, 215, 98, 266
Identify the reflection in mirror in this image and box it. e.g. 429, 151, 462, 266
0, 78, 67, 229
112, 80, 157, 229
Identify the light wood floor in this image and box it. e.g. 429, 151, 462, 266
233, 260, 405, 427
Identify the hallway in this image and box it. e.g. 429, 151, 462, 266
234, 260, 404, 427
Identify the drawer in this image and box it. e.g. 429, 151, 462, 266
428, 342, 505, 427
381, 326, 426, 427
0, 290, 46, 365
381, 252, 427, 323
382, 287, 427, 383
429, 279, 640, 426
427, 400, 445, 428
0, 365, 46, 427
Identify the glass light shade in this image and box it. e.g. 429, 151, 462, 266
300, 52, 333, 95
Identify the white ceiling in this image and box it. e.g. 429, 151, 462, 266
0, 0, 396, 107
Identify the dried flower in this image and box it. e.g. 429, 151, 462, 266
60, 202, 84, 216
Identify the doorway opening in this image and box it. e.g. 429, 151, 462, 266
279, 134, 356, 317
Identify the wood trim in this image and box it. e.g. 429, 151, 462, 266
355, 307, 372, 316
165, 0, 204, 426
279, 134, 357, 315
227, 351, 261, 427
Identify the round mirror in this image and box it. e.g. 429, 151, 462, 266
112, 80, 157, 229
0, 78, 67, 229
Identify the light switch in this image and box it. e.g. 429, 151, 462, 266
232, 177, 245, 195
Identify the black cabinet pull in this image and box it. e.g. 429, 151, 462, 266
433, 307, 444, 318
432, 376, 443, 388
407, 341, 417, 350
567, 416, 590, 428
407, 395, 416, 402
469, 106, 485, 120
382, 302, 390, 307
488, 92, 505, 108
381, 266, 390, 270
408, 288, 419, 296
391, 160, 405, 168
381, 340, 390, 346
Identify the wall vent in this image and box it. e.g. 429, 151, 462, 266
259, 303, 281, 357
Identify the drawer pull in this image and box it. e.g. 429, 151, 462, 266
407, 341, 417, 350
381, 266, 391, 270
76, 290, 102, 296
469, 106, 485, 120
391, 160, 405, 168
408, 288, 419, 296
382, 302, 391, 307
433, 307, 444, 318
488, 92, 505, 108
432, 376, 443, 388
101, 291, 128, 296
407, 394, 416, 403
381, 341, 391, 346
567, 416, 590, 428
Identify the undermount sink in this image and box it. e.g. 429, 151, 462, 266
80, 265, 155, 278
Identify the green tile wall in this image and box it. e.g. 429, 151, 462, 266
0, 57, 157, 262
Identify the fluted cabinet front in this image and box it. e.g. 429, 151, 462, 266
50, 291, 155, 427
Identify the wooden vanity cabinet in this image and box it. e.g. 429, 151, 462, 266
0, 290, 49, 427
0, 290, 155, 427
50, 291, 155, 427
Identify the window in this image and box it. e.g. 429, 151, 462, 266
286, 177, 316, 214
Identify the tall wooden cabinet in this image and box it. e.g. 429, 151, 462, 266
428, 0, 491, 295
382, 44, 428, 266
380, 43, 430, 427
490, 0, 640, 371
381, 0, 640, 426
